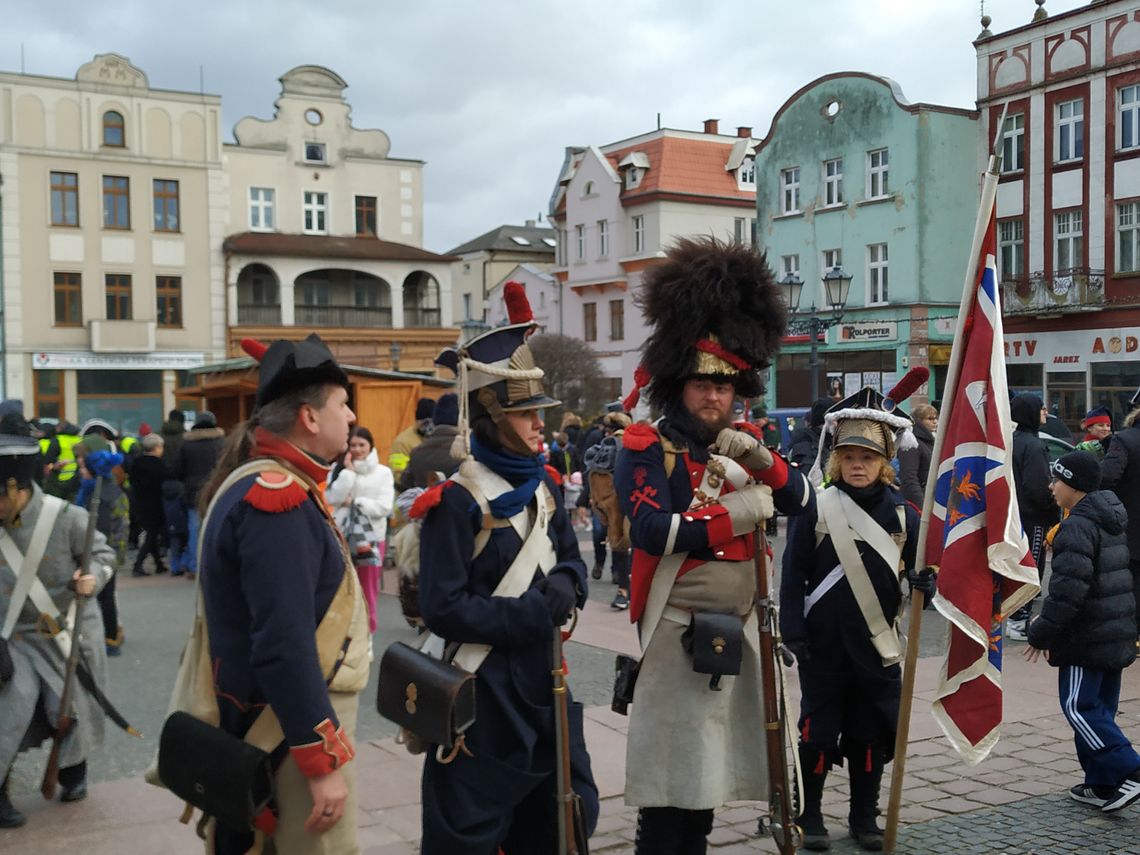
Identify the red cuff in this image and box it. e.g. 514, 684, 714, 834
290, 718, 355, 778
754, 453, 789, 490
682, 503, 734, 546
253, 807, 278, 835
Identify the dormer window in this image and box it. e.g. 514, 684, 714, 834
626, 167, 641, 189
738, 156, 756, 188
304, 142, 327, 164
103, 110, 125, 147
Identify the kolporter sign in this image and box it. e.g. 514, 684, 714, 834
835, 321, 898, 343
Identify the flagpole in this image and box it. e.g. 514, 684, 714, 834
883, 106, 1007, 853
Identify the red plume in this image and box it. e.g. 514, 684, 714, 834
622, 364, 651, 412
241, 338, 268, 361
885, 366, 930, 407
503, 281, 534, 324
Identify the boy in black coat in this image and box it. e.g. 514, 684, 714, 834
1025, 451, 1140, 813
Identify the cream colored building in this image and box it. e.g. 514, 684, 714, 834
222, 66, 456, 372
446, 221, 556, 323
0, 53, 226, 431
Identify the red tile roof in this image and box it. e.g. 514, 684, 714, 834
604, 135, 754, 202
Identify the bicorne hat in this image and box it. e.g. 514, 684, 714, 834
241, 333, 350, 408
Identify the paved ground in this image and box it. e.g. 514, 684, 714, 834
4, 522, 1140, 854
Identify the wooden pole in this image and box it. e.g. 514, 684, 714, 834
883, 108, 1007, 853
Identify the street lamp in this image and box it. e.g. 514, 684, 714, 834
780, 265, 853, 401
389, 340, 403, 373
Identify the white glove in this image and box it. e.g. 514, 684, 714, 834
714, 428, 774, 471
718, 484, 775, 535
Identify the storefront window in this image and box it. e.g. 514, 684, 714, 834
34, 370, 63, 420
1046, 371, 1085, 437
1092, 362, 1140, 426
775, 350, 899, 408
1006, 365, 1043, 398
77, 370, 163, 436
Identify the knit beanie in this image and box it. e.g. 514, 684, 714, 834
415, 398, 435, 421
432, 393, 459, 427
1050, 450, 1101, 494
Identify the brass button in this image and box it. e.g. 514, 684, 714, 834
713, 637, 726, 655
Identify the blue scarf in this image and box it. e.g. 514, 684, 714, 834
471, 437, 544, 519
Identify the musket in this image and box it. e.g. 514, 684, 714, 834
552, 621, 588, 855
41, 477, 103, 800
754, 527, 800, 855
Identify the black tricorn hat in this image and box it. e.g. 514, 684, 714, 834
626, 236, 786, 411
241, 334, 350, 408
0, 412, 42, 490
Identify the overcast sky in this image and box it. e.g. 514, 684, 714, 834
1, 0, 1089, 253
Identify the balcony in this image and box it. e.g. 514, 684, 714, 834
89, 319, 156, 352
294, 304, 393, 327
1000, 269, 1105, 316
403, 307, 441, 327
237, 304, 282, 325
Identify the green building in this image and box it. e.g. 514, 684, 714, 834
754, 73, 979, 409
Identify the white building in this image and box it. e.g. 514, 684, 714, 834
548, 119, 760, 401
447, 221, 556, 324
485, 263, 559, 331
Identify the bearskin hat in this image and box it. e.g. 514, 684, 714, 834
629, 236, 786, 412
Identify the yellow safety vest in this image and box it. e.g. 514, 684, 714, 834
55, 434, 82, 481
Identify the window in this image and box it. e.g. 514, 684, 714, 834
598, 220, 609, 258
626, 167, 641, 189
633, 215, 645, 254
105, 273, 132, 320
53, 272, 82, 326
1056, 100, 1084, 162
780, 254, 800, 278
152, 179, 180, 232
780, 167, 800, 214
1054, 210, 1083, 271
303, 142, 327, 164
583, 181, 595, 196
1001, 113, 1025, 172
575, 224, 585, 260
583, 303, 597, 342
867, 149, 889, 198
1120, 85, 1140, 151
1118, 202, 1140, 273
50, 172, 79, 226
609, 299, 625, 341
249, 188, 276, 231
355, 195, 377, 236
867, 243, 888, 304
102, 110, 125, 147
734, 217, 757, 247
303, 191, 328, 234
823, 158, 844, 206
156, 275, 182, 327
738, 156, 756, 188
102, 176, 130, 229
462, 293, 473, 320
998, 219, 1025, 279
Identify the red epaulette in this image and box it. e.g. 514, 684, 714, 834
409, 480, 455, 519
733, 421, 765, 441
622, 423, 660, 452
243, 469, 310, 513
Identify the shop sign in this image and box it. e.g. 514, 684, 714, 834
1002, 328, 1140, 368
835, 321, 898, 343
32, 352, 206, 370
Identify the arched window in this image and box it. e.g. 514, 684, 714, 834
103, 110, 125, 147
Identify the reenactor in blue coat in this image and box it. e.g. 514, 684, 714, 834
197, 334, 369, 854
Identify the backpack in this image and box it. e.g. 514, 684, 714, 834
585, 435, 631, 550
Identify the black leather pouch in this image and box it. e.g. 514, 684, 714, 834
157, 711, 275, 833
681, 612, 744, 690
611, 654, 640, 715
377, 641, 476, 754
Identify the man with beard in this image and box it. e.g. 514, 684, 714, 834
614, 237, 811, 854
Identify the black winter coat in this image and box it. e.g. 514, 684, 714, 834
788, 424, 826, 471
171, 427, 225, 508
1101, 422, 1140, 558
1027, 491, 1137, 670
127, 453, 167, 529
1010, 394, 1055, 527
897, 420, 934, 508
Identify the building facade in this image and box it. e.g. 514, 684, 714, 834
0, 53, 226, 431
755, 73, 979, 410
548, 120, 761, 401
223, 65, 456, 374
484, 262, 559, 331
978, 0, 1140, 431
447, 221, 556, 323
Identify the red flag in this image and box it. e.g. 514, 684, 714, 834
927, 214, 1040, 765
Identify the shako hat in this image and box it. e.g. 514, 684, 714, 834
809, 367, 929, 485
622, 236, 787, 412
241, 333, 350, 408
0, 412, 42, 496
435, 281, 559, 456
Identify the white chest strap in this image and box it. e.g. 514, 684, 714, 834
1, 495, 67, 642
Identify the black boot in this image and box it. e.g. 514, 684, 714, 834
636, 807, 684, 855
58, 761, 87, 803
847, 745, 885, 851
677, 808, 714, 854
796, 744, 831, 851
0, 775, 26, 828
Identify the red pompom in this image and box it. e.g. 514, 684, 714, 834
885, 366, 930, 406
503, 281, 534, 324
622, 423, 660, 452
622, 364, 651, 412
241, 338, 268, 361
409, 481, 455, 519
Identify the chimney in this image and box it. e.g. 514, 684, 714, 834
525, 219, 536, 227
703, 118, 719, 135
737, 126, 752, 138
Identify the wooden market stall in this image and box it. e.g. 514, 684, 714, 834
176, 357, 454, 461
